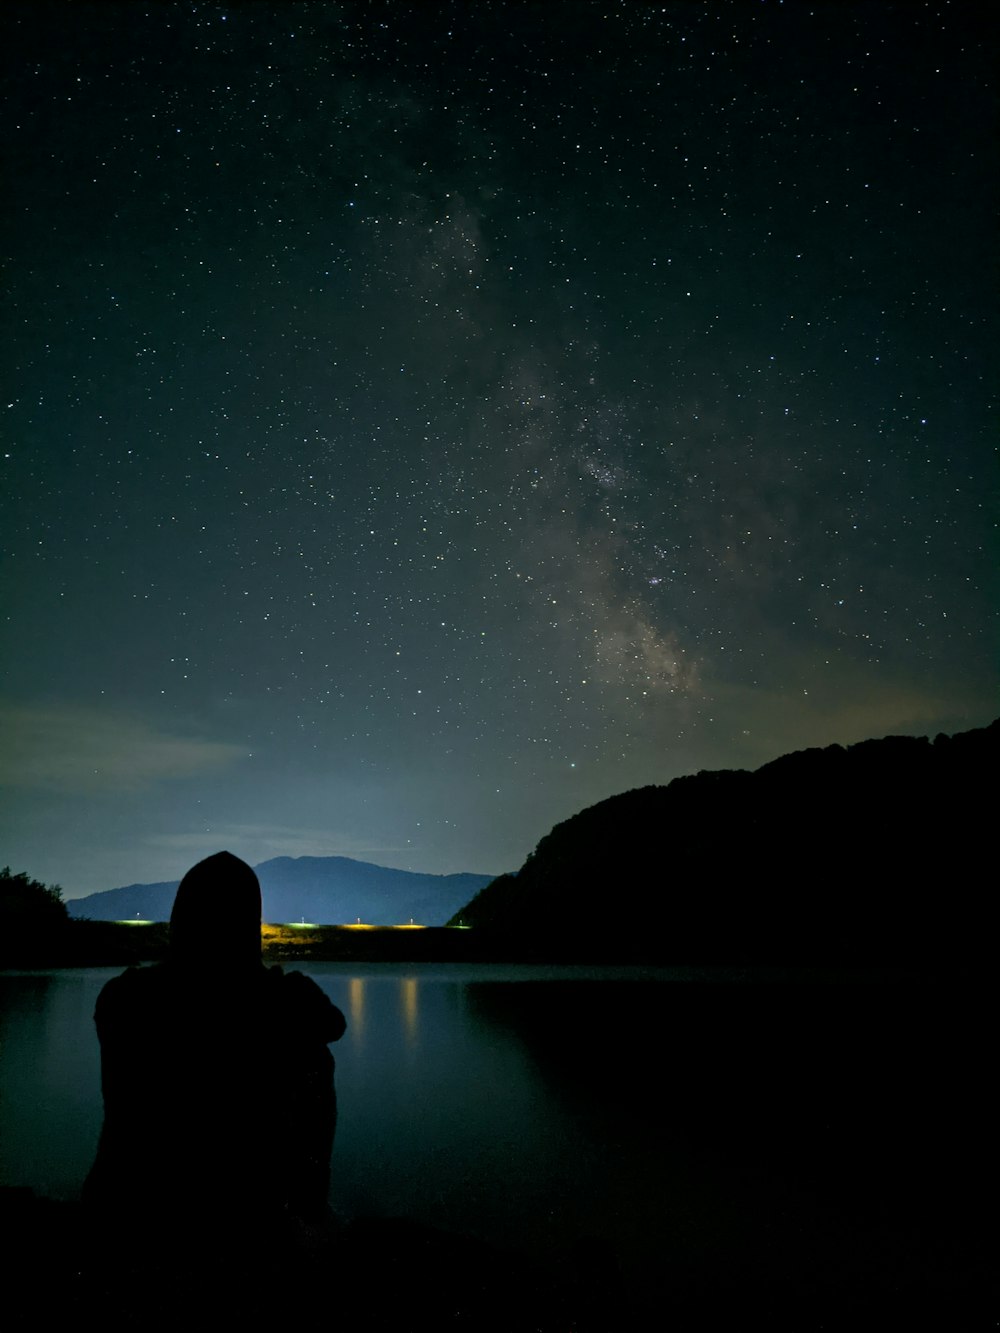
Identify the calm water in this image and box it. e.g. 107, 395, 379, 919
0, 963, 989, 1313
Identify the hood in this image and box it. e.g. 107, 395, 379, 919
169, 851, 262, 968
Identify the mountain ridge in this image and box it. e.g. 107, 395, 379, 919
67, 854, 497, 926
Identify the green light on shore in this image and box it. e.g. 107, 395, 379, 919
116, 919, 155, 926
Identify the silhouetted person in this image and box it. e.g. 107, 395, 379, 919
83, 851, 345, 1280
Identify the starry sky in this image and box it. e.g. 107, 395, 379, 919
2, 1, 996, 897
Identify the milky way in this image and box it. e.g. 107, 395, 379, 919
2, 2, 995, 894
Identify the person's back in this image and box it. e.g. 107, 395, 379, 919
84, 852, 345, 1264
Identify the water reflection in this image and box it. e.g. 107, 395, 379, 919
1, 962, 986, 1324
0, 970, 110, 1198
399, 976, 418, 1046
345, 975, 421, 1053
347, 975, 365, 1046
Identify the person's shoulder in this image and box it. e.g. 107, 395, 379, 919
266, 965, 346, 1042
94, 962, 168, 1022
97, 961, 165, 998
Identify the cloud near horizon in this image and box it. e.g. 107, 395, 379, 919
144, 824, 410, 870
0, 702, 246, 793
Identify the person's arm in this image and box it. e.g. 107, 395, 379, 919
276, 970, 345, 1218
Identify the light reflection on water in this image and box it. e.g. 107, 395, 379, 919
346, 974, 365, 1043
318, 966, 580, 1251
400, 976, 418, 1044
341, 973, 430, 1055
0, 963, 649, 1210
0, 963, 688, 1268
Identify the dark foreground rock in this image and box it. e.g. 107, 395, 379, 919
1, 1190, 601, 1331
2, 1182, 990, 1331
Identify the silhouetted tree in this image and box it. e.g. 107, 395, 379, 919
0, 866, 68, 930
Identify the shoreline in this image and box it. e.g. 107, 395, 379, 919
0, 920, 950, 972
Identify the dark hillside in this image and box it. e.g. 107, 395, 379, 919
453, 719, 998, 962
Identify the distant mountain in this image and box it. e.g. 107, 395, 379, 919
67, 856, 496, 926
451, 719, 999, 962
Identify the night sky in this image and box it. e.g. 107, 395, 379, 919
2, 2, 996, 898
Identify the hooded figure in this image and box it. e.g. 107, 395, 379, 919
84, 852, 345, 1258
168, 849, 265, 972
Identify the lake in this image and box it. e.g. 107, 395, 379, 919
0, 963, 990, 1323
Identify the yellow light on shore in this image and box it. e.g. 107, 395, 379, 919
259, 920, 431, 931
